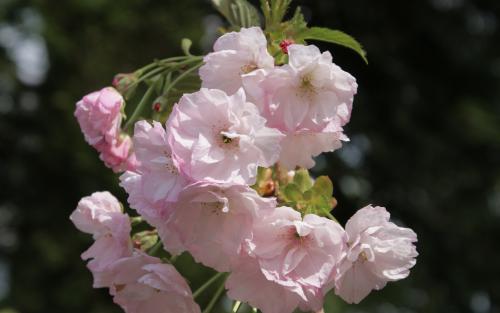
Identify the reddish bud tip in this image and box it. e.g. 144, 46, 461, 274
153, 102, 161, 112
279, 39, 295, 54
112, 72, 137, 94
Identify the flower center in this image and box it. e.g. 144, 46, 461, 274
217, 131, 239, 150
281, 226, 311, 246
300, 74, 316, 95
221, 134, 233, 144
358, 251, 368, 263
241, 62, 258, 74
200, 201, 225, 215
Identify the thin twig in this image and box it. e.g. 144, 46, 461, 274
124, 84, 156, 131
232, 301, 242, 313
193, 272, 225, 299
202, 281, 226, 313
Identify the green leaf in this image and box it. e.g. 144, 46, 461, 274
260, 0, 271, 26
181, 38, 192, 56
211, 0, 261, 28
270, 0, 292, 26
277, 6, 308, 42
283, 183, 303, 202
289, 6, 307, 31
299, 27, 368, 64
293, 168, 313, 192
312, 176, 334, 197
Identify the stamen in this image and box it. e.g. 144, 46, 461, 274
241, 63, 258, 74
217, 130, 239, 150
200, 201, 225, 215
221, 134, 233, 144
301, 75, 314, 92
359, 251, 368, 262
163, 152, 178, 174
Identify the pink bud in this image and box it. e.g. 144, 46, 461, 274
112, 73, 137, 94
279, 39, 295, 54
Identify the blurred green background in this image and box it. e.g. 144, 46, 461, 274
0, 0, 499, 312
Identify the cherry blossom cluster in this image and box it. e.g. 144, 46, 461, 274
71, 26, 418, 313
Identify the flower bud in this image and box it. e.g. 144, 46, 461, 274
112, 72, 137, 94
279, 39, 295, 54
151, 95, 168, 113
132, 230, 158, 251
254, 167, 276, 196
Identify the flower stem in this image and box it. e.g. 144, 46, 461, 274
170, 254, 178, 264
136, 55, 191, 74
193, 272, 225, 299
232, 301, 242, 312
321, 207, 339, 223
124, 84, 156, 131
147, 240, 162, 256
202, 280, 226, 313
132, 67, 167, 88
129, 56, 203, 90
160, 60, 203, 111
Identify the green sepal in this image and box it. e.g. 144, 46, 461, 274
293, 168, 313, 192
312, 176, 334, 198
282, 183, 303, 202
278, 173, 337, 218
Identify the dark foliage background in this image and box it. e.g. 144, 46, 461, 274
0, 0, 499, 312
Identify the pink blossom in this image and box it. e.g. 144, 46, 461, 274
119, 172, 166, 227
226, 255, 301, 313
167, 88, 284, 185
200, 27, 274, 95
70, 192, 133, 283
248, 206, 347, 311
132, 120, 176, 174
75, 87, 123, 146
70, 191, 123, 236
105, 253, 201, 313
120, 121, 188, 225
75, 87, 137, 172
333, 205, 418, 304
242, 45, 356, 169
160, 182, 276, 272
278, 122, 346, 169
98, 251, 160, 289
79, 216, 131, 275
97, 135, 137, 172
244, 44, 357, 132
